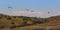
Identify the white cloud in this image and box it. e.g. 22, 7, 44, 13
10, 10, 45, 17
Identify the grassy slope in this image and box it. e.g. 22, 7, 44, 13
12, 15, 60, 30
0, 14, 60, 30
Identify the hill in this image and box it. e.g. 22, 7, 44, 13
0, 13, 60, 30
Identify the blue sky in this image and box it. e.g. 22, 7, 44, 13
0, 0, 60, 18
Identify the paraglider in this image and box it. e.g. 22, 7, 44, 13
8, 6, 13, 11
25, 8, 34, 12
48, 11, 50, 14
8, 6, 13, 9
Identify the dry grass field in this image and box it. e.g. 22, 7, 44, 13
0, 14, 60, 30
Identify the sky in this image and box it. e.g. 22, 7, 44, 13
0, 0, 60, 18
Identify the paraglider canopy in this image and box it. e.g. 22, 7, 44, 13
48, 11, 50, 14
8, 6, 13, 9
8, 6, 13, 11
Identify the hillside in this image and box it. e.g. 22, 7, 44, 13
0, 13, 60, 30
